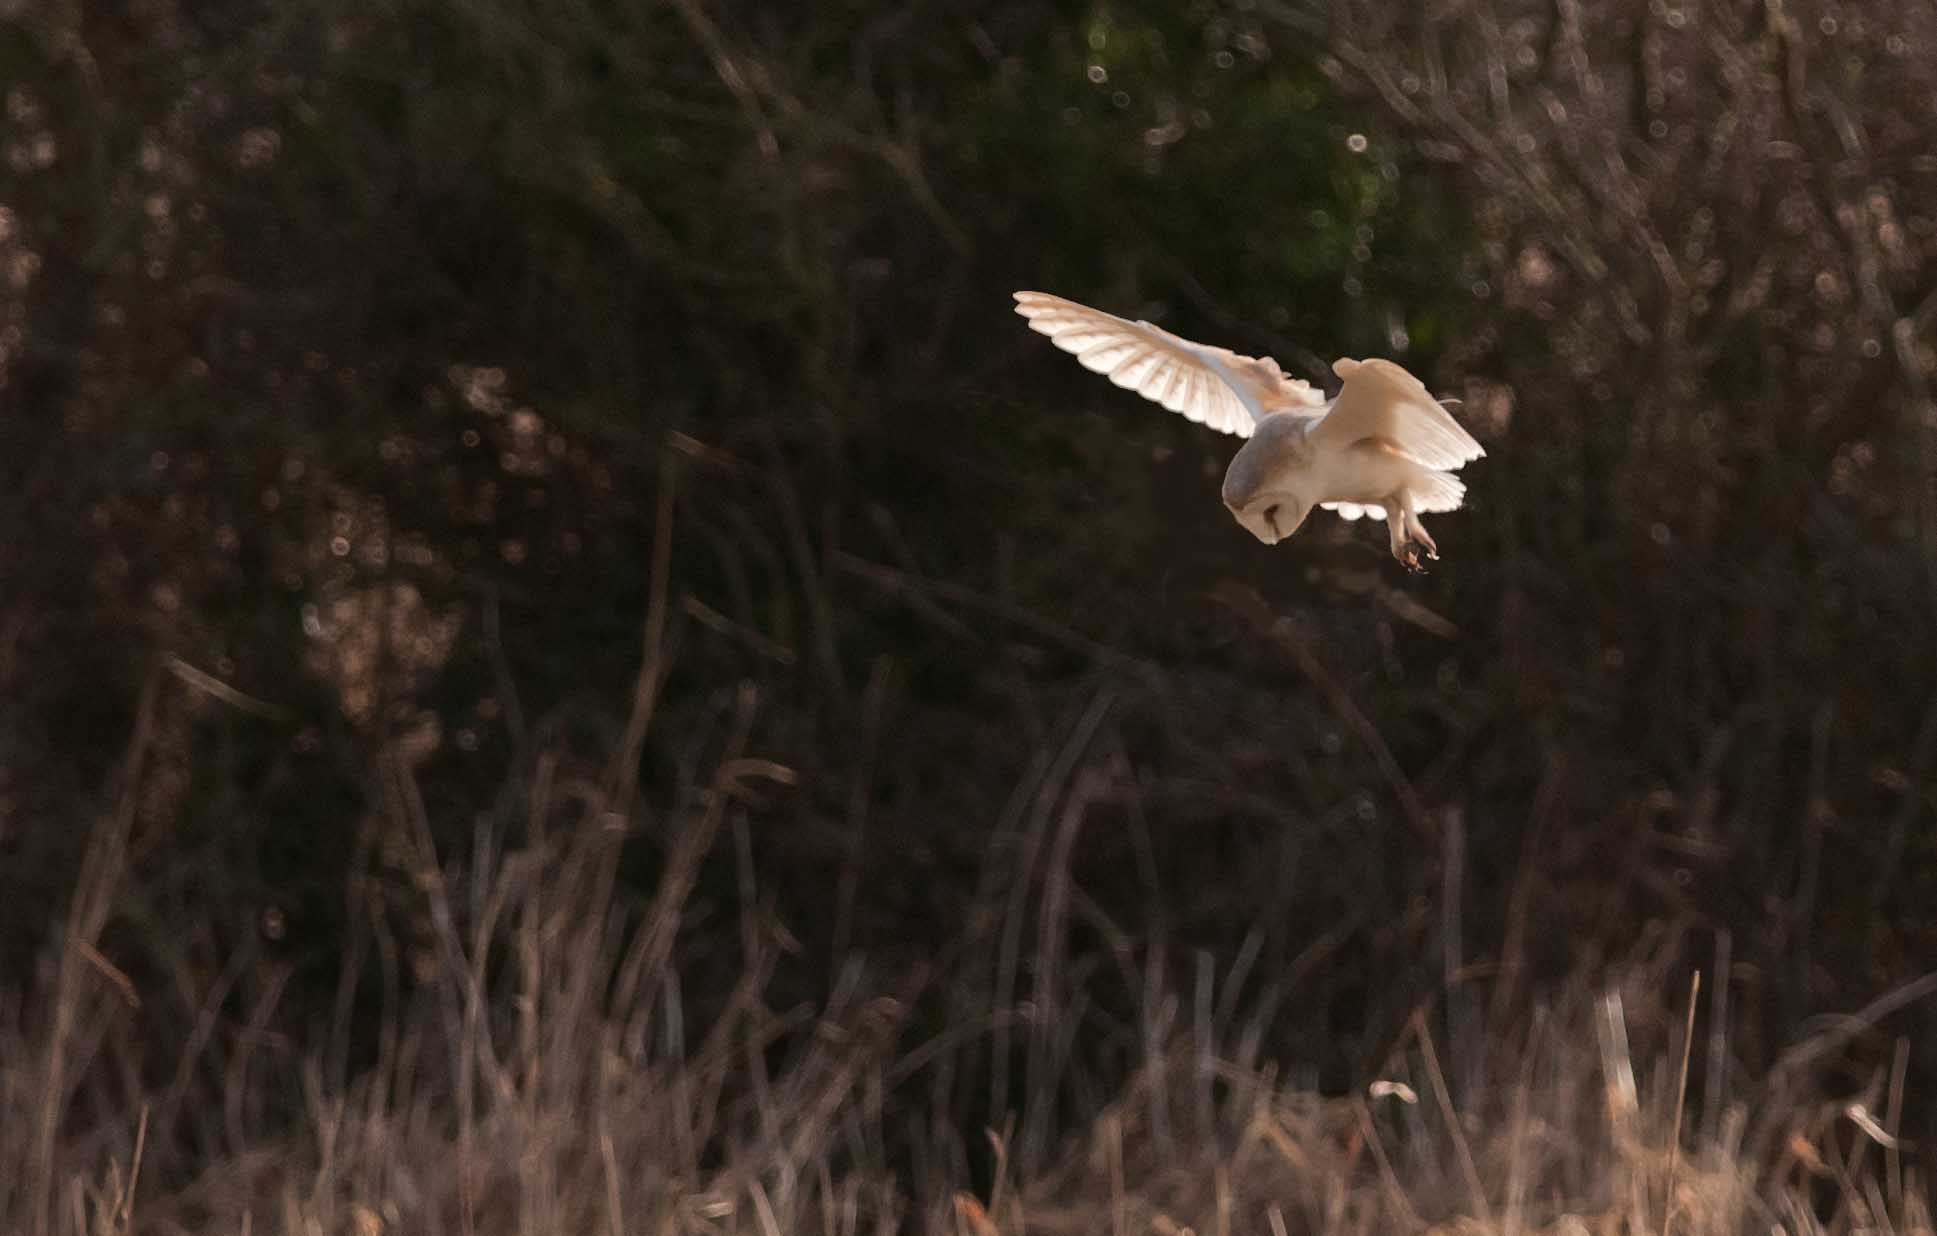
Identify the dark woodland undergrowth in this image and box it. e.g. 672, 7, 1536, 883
5, 0, 1937, 1231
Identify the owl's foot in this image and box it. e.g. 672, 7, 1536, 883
1388, 519, 1428, 572
1398, 511, 1439, 568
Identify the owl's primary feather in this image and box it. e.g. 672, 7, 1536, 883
1012, 291, 1324, 437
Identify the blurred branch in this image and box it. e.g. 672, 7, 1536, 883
1213, 581, 1435, 845
665, 0, 781, 159
833, 550, 1161, 680
608, 448, 680, 809
658, 0, 970, 256
162, 654, 291, 722
1767, 10, 1937, 599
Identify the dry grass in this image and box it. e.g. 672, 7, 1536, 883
3, 665, 1931, 1236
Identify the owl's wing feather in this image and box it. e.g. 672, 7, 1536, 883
1321, 502, 1387, 521
1014, 291, 1320, 438
1310, 357, 1485, 471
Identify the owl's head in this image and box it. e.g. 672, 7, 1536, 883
1221, 414, 1314, 545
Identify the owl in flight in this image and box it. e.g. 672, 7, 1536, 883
1013, 291, 1483, 569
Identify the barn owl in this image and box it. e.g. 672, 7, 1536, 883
1013, 291, 1484, 569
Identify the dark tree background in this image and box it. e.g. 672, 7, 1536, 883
2, 0, 1936, 1230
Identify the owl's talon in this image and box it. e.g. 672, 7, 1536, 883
1408, 524, 1440, 561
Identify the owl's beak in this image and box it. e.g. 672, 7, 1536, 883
1229, 494, 1308, 546
1226, 499, 1280, 545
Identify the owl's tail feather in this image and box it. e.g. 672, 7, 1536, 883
1412, 469, 1467, 514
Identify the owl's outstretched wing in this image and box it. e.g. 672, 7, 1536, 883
1013, 291, 1322, 438
1309, 357, 1484, 471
